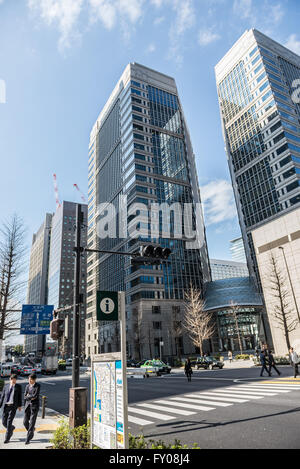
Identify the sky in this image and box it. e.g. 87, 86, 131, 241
1, 0, 300, 310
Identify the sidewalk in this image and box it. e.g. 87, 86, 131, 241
0, 408, 61, 449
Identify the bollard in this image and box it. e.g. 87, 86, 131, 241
42, 396, 47, 419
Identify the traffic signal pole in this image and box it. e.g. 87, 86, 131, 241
72, 203, 82, 388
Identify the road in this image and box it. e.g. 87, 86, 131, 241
8, 366, 300, 449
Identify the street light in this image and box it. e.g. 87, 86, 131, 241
278, 246, 300, 322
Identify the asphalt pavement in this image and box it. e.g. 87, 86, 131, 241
1, 364, 299, 449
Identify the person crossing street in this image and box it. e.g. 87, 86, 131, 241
289, 347, 299, 379
260, 349, 271, 377
184, 358, 193, 382
268, 350, 281, 376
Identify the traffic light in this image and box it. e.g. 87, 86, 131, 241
50, 318, 64, 340
132, 245, 172, 265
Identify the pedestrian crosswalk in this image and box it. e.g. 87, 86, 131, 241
127, 379, 300, 428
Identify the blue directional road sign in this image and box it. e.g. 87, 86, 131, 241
20, 305, 54, 335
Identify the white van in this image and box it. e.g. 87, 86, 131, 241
0, 364, 12, 378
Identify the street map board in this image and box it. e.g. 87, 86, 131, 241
20, 304, 54, 335
92, 354, 128, 449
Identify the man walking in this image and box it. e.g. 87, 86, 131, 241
268, 350, 281, 376
260, 349, 271, 377
23, 373, 40, 445
289, 347, 299, 379
0, 374, 22, 443
184, 358, 193, 382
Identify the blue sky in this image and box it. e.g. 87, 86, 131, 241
1, 0, 300, 288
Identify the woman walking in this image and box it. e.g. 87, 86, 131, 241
184, 358, 193, 382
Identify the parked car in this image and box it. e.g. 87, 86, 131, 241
136, 359, 148, 368
0, 364, 12, 378
11, 364, 22, 375
195, 356, 224, 370
21, 366, 33, 376
141, 359, 171, 374
126, 359, 139, 368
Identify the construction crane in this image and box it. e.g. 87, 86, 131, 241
73, 184, 86, 203
53, 174, 61, 209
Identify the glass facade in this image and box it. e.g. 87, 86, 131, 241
216, 29, 300, 281
87, 63, 210, 359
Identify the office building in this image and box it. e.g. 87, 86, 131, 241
210, 258, 249, 281
48, 201, 87, 359
215, 29, 300, 282
204, 277, 264, 352
24, 214, 52, 356
252, 206, 300, 355
230, 236, 247, 263
86, 63, 210, 361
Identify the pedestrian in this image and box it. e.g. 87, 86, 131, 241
289, 347, 299, 379
228, 350, 233, 364
268, 350, 281, 376
0, 373, 22, 444
259, 349, 271, 377
23, 373, 40, 445
184, 358, 193, 382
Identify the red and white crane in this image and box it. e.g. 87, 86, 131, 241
53, 173, 61, 209
73, 184, 86, 203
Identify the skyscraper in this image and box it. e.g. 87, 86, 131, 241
48, 201, 87, 358
25, 213, 52, 355
230, 236, 247, 263
210, 258, 248, 281
215, 29, 300, 281
86, 63, 210, 361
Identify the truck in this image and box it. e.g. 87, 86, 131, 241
41, 356, 58, 375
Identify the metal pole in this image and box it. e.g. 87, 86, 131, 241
119, 291, 129, 449
279, 246, 300, 322
72, 203, 82, 389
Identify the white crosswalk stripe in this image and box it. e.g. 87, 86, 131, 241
127, 381, 300, 428
128, 407, 175, 421
226, 388, 277, 396
135, 403, 195, 416
193, 393, 249, 403
181, 396, 232, 407
128, 415, 153, 426
154, 399, 215, 411
236, 386, 289, 393
136, 402, 196, 417
208, 390, 264, 399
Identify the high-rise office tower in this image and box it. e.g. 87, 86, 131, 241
48, 201, 87, 358
25, 213, 52, 356
210, 258, 248, 281
86, 63, 210, 361
230, 236, 247, 263
215, 29, 300, 281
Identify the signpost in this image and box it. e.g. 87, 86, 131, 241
91, 292, 128, 449
20, 305, 54, 335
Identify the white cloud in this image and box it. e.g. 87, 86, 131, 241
154, 16, 165, 26
89, 0, 145, 30
28, 0, 84, 52
200, 180, 237, 226
285, 34, 300, 56
233, 0, 253, 20
168, 0, 195, 66
198, 27, 221, 46
146, 43, 156, 53
151, 0, 163, 7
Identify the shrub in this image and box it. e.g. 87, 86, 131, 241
234, 354, 250, 360
50, 418, 90, 449
50, 420, 200, 449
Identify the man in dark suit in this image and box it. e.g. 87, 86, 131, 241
23, 373, 40, 445
260, 349, 271, 377
0, 374, 22, 443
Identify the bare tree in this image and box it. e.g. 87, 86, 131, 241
0, 215, 27, 356
265, 253, 298, 351
228, 301, 243, 353
183, 286, 215, 356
